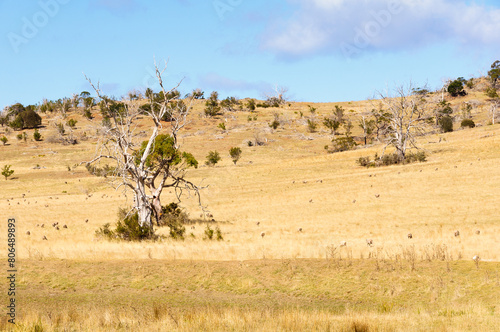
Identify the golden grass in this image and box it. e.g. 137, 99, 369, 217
0, 259, 498, 331
0, 89, 499, 330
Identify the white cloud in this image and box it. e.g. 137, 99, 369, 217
261, 0, 500, 58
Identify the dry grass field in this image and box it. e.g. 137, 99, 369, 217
0, 87, 499, 331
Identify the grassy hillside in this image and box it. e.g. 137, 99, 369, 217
0, 84, 499, 331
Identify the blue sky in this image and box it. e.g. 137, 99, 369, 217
1, 0, 499, 109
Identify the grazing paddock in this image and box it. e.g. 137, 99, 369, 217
0, 99, 499, 331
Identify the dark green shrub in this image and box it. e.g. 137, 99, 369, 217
204, 225, 214, 240
229, 147, 242, 165
307, 119, 317, 132
485, 87, 499, 99
56, 123, 65, 135
33, 129, 42, 141
84, 109, 93, 120
448, 78, 466, 97
67, 118, 77, 128
0, 136, 7, 145
16, 133, 22, 140
405, 151, 427, 163
357, 156, 375, 167
380, 153, 402, 166
9, 117, 24, 130
205, 92, 221, 117
460, 119, 475, 128
439, 115, 454, 133
358, 151, 426, 168
115, 209, 154, 241
158, 203, 188, 240
269, 120, 279, 130
2, 165, 14, 180
216, 226, 223, 241
246, 99, 256, 111
205, 150, 221, 166
331, 136, 357, 152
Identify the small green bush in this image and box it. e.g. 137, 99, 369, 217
0, 136, 7, 145
16, 133, 22, 140
460, 119, 475, 128
439, 115, 454, 133
485, 87, 499, 99
331, 136, 357, 152
307, 119, 317, 133
357, 151, 426, 168
115, 210, 153, 241
218, 123, 226, 131
269, 120, 279, 130
56, 123, 65, 135
205, 150, 221, 166
2, 165, 14, 180
204, 225, 214, 240
67, 119, 77, 128
229, 147, 242, 165
33, 129, 42, 141
158, 202, 188, 240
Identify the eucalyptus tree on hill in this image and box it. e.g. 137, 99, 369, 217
83, 63, 204, 234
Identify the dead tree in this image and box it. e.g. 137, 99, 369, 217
83, 62, 204, 234
378, 83, 430, 160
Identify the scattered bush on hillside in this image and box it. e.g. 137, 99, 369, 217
357, 151, 426, 168
246, 99, 256, 111
205, 91, 222, 117
307, 119, 317, 133
488, 60, 500, 88
485, 87, 499, 99
67, 118, 77, 128
16, 133, 22, 140
0, 136, 7, 145
84, 108, 93, 120
328, 136, 357, 153
1, 165, 14, 180
33, 129, 42, 141
218, 122, 226, 131
460, 119, 475, 128
269, 112, 281, 130
9, 109, 42, 130
205, 150, 221, 166
229, 147, 242, 165
203, 225, 223, 241
56, 123, 65, 135
448, 78, 467, 97
439, 115, 454, 133
220, 96, 240, 112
